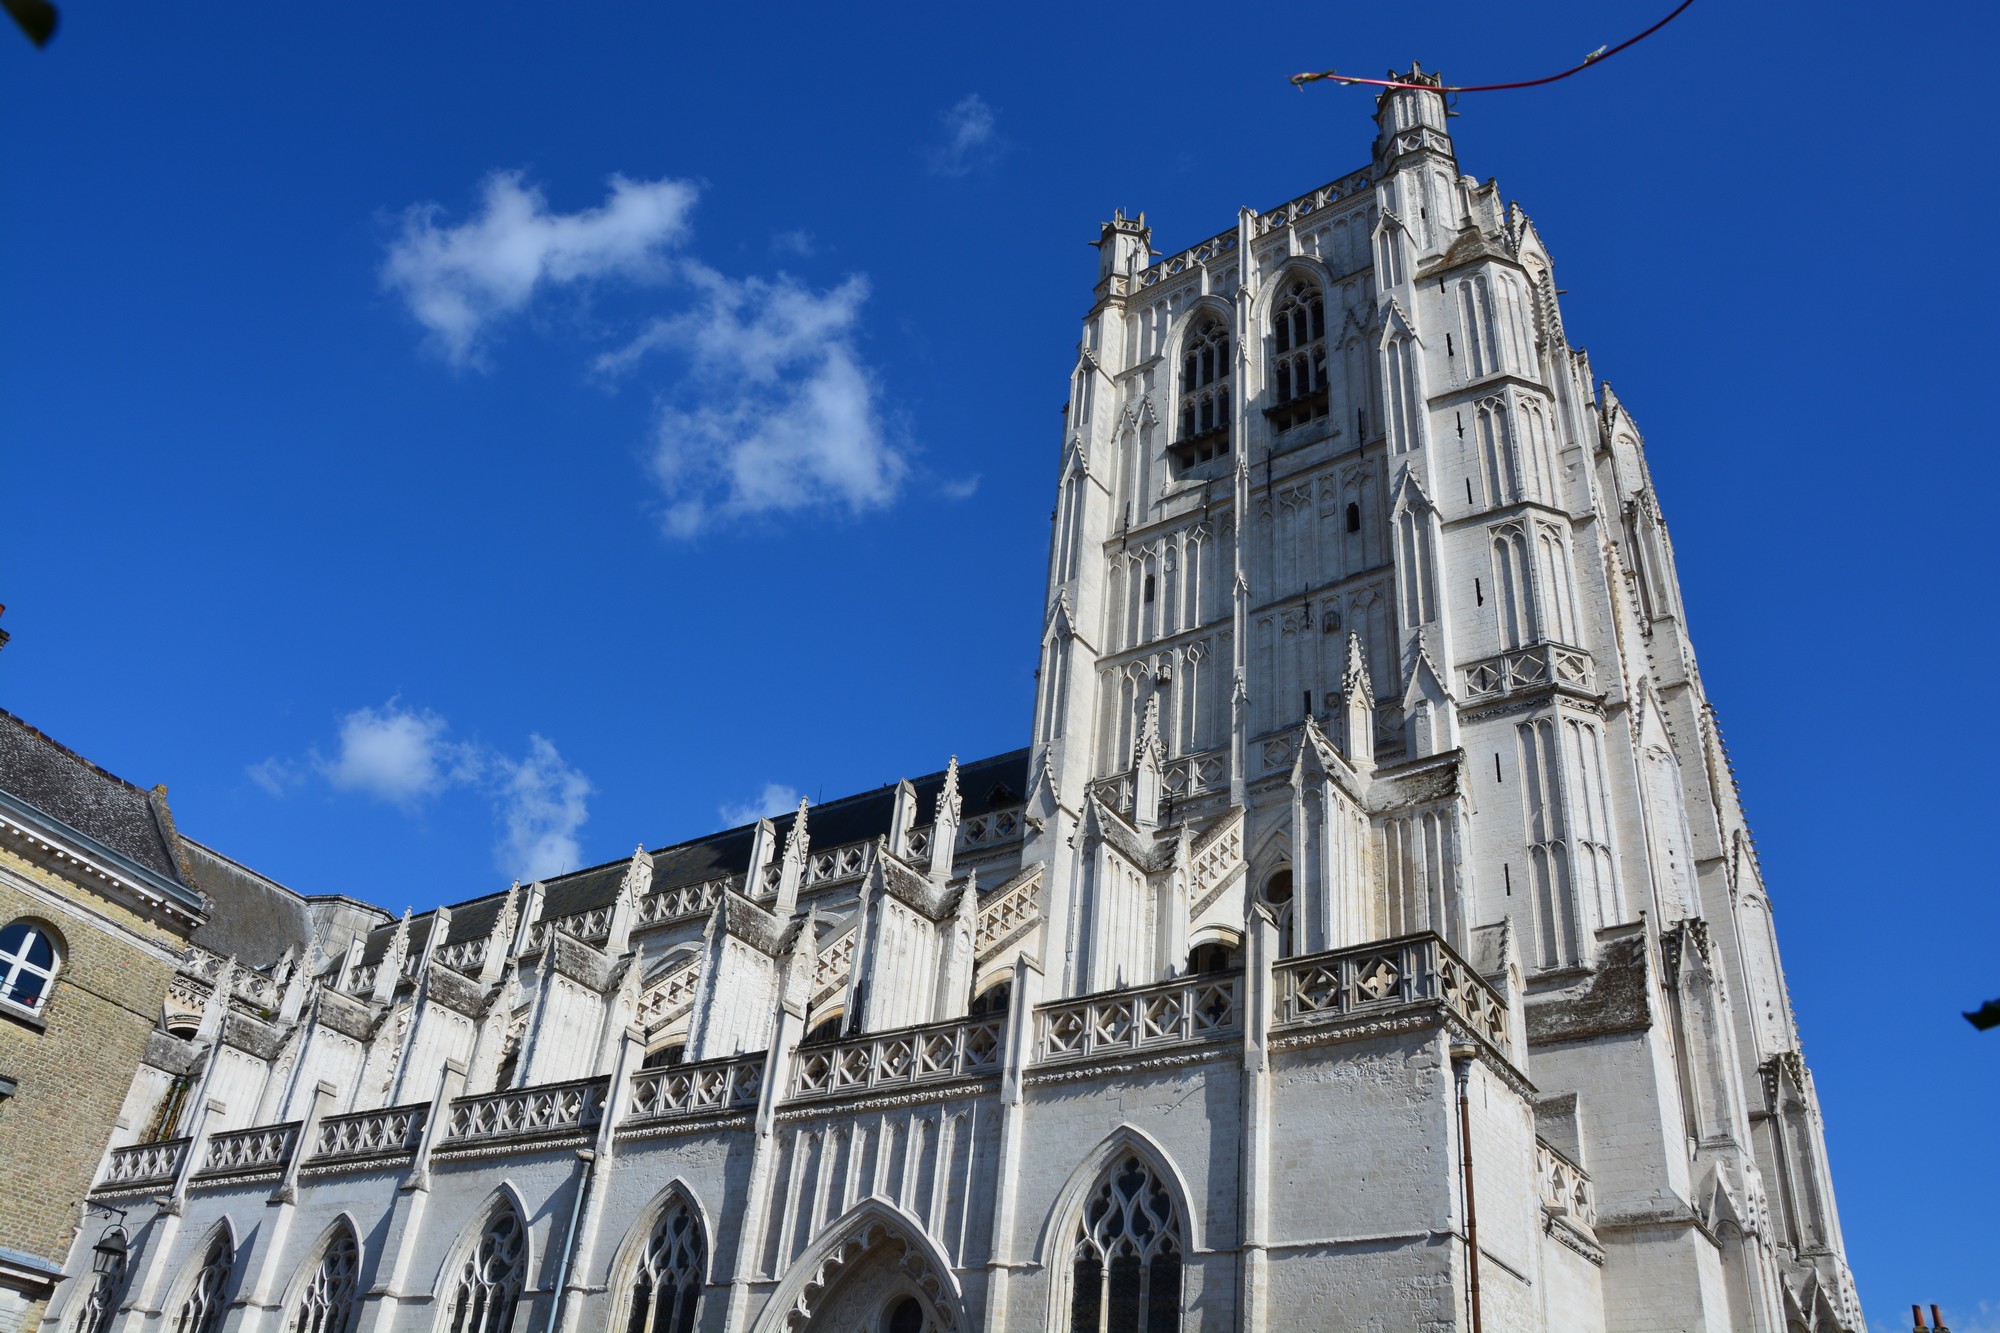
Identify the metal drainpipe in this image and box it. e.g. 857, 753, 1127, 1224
1452, 1045, 1483, 1333
544, 1147, 595, 1333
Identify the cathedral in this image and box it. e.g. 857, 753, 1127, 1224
43, 72, 1856, 1333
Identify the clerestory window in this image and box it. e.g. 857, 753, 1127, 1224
1173, 318, 1231, 469
1070, 1155, 1184, 1333
1267, 278, 1329, 431
0, 920, 60, 1016
625, 1199, 704, 1333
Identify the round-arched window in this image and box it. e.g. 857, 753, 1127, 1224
1261, 869, 1293, 906
0, 920, 61, 1014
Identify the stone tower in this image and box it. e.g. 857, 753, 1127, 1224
1025, 67, 1858, 1331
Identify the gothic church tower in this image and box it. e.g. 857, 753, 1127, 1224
1026, 68, 1857, 1331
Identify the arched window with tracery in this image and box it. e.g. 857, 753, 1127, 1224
0, 919, 62, 1015
443, 1205, 527, 1333
1070, 1154, 1184, 1333
70, 1228, 127, 1333
171, 1231, 235, 1333
624, 1198, 704, 1333
289, 1227, 360, 1333
1269, 278, 1327, 431
1174, 318, 1231, 468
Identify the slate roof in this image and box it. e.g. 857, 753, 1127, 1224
0, 708, 188, 887
359, 747, 1033, 960
179, 839, 320, 970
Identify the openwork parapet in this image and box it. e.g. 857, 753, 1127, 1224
446, 1077, 607, 1144
627, 1054, 763, 1124
1536, 1139, 1596, 1230
98, 1137, 190, 1191
791, 1015, 1004, 1100
1460, 642, 1593, 703
1038, 973, 1241, 1064
312, 1103, 427, 1163
1274, 933, 1511, 1057
198, 1122, 300, 1178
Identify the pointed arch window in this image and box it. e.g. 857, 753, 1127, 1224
1173, 318, 1231, 468
1268, 278, 1328, 431
444, 1207, 527, 1333
171, 1232, 235, 1333
288, 1228, 360, 1333
1071, 1154, 1183, 1333
625, 1198, 705, 1333
71, 1231, 127, 1333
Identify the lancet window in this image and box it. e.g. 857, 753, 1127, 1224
1268, 278, 1327, 430
443, 1206, 527, 1333
1174, 318, 1231, 466
625, 1199, 705, 1333
288, 1228, 360, 1333
1070, 1154, 1184, 1333
170, 1232, 234, 1333
1491, 524, 1538, 650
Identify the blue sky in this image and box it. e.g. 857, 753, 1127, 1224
3, 2, 1995, 1325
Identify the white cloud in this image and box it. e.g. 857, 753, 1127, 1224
602, 264, 906, 537
382, 171, 698, 367
251, 703, 592, 881
491, 735, 592, 881
318, 703, 465, 805
939, 473, 981, 501
771, 228, 817, 257
719, 783, 801, 829
388, 169, 910, 537
930, 94, 999, 177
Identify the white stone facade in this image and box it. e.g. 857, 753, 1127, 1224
47, 74, 1855, 1333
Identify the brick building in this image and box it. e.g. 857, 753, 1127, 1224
0, 714, 207, 1331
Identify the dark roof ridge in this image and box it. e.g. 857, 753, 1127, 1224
418, 745, 1034, 921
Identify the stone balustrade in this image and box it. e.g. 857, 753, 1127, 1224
791, 1015, 1004, 1100
445, 1077, 607, 1144
1162, 749, 1228, 801
1038, 973, 1240, 1064
433, 938, 486, 973
1460, 641, 1594, 703
198, 1122, 301, 1178
1273, 933, 1512, 1057
98, 1137, 190, 1191
638, 875, 731, 925
1537, 1139, 1597, 1229
627, 1054, 763, 1125
973, 872, 1041, 956
311, 1103, 427, 1163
